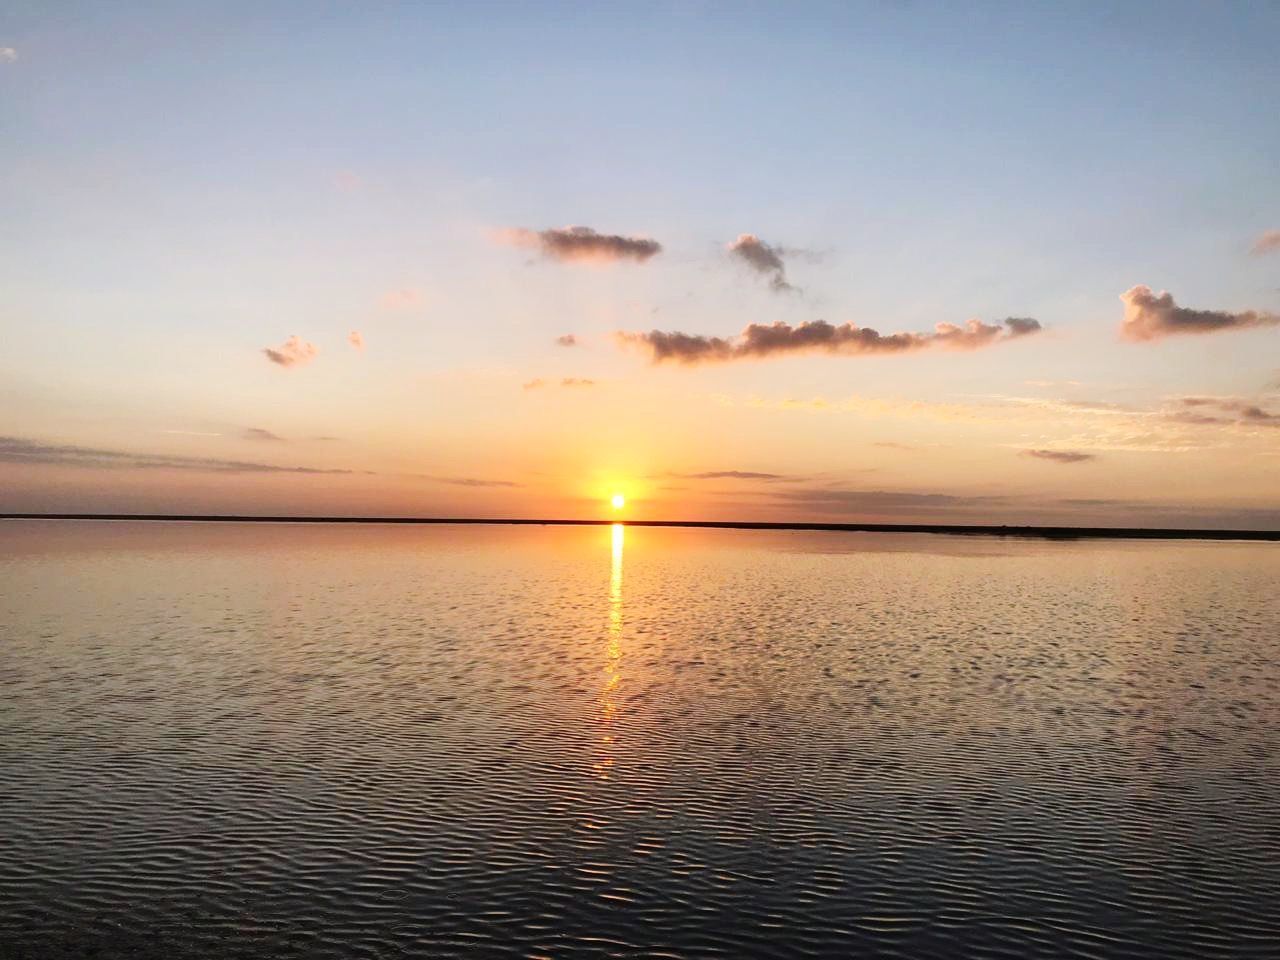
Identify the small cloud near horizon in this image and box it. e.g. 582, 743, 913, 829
348, 330, 365, 351
1022, 449, 1097, 464
497, 225, 662, 264
1177, 396, 1280, 427
244, 427, 285, 442
556, 334, 578, 347
727, 234, 796, 293
264, 335, 318, 368
618, 316, 1041, 365
1120, 286, 1280, 342
1250, 230, 1280, 256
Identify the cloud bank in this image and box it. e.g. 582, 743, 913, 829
498, 225, 662, 264
264, 335, 318, 367
1177, 396, 1280, 427
1120, 286, 1280, 341
1022, 449, 1097, 464
619, 316, 1042, 365
727, 234, 795, 292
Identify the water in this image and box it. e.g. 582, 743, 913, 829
2, 520, 1278, 959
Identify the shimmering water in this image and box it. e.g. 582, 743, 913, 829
2, 521, 1278, 959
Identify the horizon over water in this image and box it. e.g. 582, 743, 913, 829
2, 520, 1279, 958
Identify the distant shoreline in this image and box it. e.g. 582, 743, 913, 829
2, 513, 1278, 542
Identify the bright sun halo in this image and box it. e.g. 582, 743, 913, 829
610, 493, 626, 510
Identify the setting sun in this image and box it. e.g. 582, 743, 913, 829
610, 493, 626, 510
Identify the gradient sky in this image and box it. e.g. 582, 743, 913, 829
2, 1, 1279, 526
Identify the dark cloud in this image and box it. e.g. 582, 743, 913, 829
498, 226, 662, 264
0, 437, 355, 474
244, 427, 285, 442
1120, 286, 1280, 342
1022, 449, 1097, 464
1250, 230, 1280, 256
556, 334, 578, 347
264, 335, 318, 367
618, 316, 1041, 365
727, 234, 795, 293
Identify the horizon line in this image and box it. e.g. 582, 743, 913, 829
2, 513, 1278, 542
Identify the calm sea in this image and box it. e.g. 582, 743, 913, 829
2, 520, 1278, 958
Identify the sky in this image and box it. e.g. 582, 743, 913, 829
2, 1, 1278, 527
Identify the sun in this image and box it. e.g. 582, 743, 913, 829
610, 493, 626, 510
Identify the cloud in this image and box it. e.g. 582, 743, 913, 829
244, 427, 285, 442
556, 334, 578, 347
380, 288, 423, 310
618, 316, 1041, 365
1119, 286, 1280, 341
263, 335, 318, 368
770, 487, 1005, 516
0, 48, 16, 64
1022, 449, 1097, 463
348, 330, 365, 351
1177, 396, 1280, 427
418, 474, 521, 488
1250, 230, 1280, 256
727, 234, 795, 293
524, 377, 595, 390
0, 437, 355, 474
667, 470, 793, 481
497, 225, 662, 264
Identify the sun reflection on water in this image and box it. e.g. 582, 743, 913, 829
594, 523, 625, 779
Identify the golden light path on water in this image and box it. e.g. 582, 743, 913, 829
595, 523, 624, 779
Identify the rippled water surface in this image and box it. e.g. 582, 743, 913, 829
2, 520, 1279, 959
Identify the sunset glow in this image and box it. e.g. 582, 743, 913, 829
611, 494, 626, 511
0, 5, 1277, 530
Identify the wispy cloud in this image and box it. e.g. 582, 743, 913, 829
379, 288, 423, 310
416, 474, 521, 488
665, 470, 795, 481
1119, 286, 1280, 341
244, 427, 285, 442
1250, 230, 1280, 256
524, 377, 596, 390
0, 437, 355, 474
618, 316, 1042, 365
263, 335, 318, 368
497, 225, 662, 264
727, 234, 795, 293
348, 330, 365, 351
0, 48, 16, 64
1022, 449, 1097, 463
556, 334, 578, 347
1178, 396, 1280, 427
